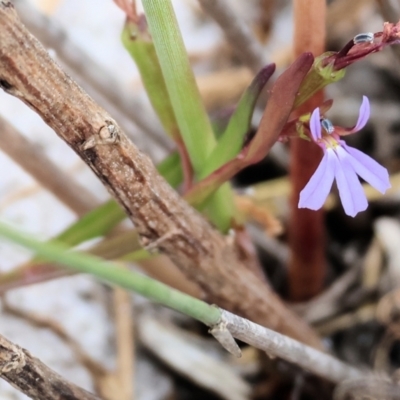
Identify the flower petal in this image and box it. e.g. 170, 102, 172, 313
299, 150, 335, 210
354, 96, 370, 132
338, 96, 371, 136
341, 142, 391, 193
309, 107, 322, 141
334, 147, 368, 217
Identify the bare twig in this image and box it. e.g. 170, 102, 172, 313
0, 3, 321, 348
197, 0, 267, 72
12, 0, 171, 158
219, 310, 365, 384
0, 115, 99, 215
2, 299, 109, 382
0, 332, 100, 400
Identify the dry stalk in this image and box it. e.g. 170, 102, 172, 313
197, 0, 267, 72
11, 0, 171, 158
0, 2, 321, 349
220, 310, 364, 384
2, 300, 109, 383
0, 332, 100, 400
0, 114, 98, 215
113, 287, 135, 400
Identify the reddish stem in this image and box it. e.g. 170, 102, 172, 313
288, 0, 326, 301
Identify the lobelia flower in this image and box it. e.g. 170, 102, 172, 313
298, 96, 391, 217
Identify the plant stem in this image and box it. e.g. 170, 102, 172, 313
0, 221, 221, 326
0, 221, 368, 385
222, 310, 364, 383
289, 0, 326, 301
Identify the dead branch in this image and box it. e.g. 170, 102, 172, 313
0, 332, 100, 400
220, 310, 364, 384
0, 2, 321, 348
0, 114, 99, 215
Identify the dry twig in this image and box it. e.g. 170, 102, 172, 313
219, 310, 364, 384
11, 0, 171, 158
0, 115, 99, 215
0, 2, 321, 348
0, 332, 100, 400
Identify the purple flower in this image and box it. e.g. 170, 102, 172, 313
298, 96, 391, 217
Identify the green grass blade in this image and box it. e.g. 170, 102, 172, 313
56, 199, 125, 246
121, 19, 180, 141
142, 0, 236, 232
0, 221, 221, 326
141, 0, 216, 173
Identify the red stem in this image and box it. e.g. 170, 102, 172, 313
288, 0, 326, 301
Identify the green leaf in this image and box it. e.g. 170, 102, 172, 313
200, 64, 276, 179
142, 0, 236, 232
56, 200, 125, 247
141, 0, 216, 172
121, 18, 181, 141
185, 53, 314, 207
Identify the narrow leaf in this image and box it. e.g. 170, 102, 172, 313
121, 18, 180, 141
142, 0, 236, 232
121, 15, 193, 187
200, 63, 276, 179
141, 0, 216, 172
0, 221, 221, 326
185, 53, 314, 207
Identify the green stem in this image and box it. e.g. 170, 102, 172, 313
0, 222, 221, 326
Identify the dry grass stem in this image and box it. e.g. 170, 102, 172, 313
0, 115, 99, 215
113, 287, 135, 400
197, 67, 253, 110
197, 0, 267, 72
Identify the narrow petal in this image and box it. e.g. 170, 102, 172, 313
299, 150, 335, 210
338, 96, 371, 136
353, 95, 370, 132
334, 147, 368, 217
309, 107, 322, 141
341, 143, 391, 193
